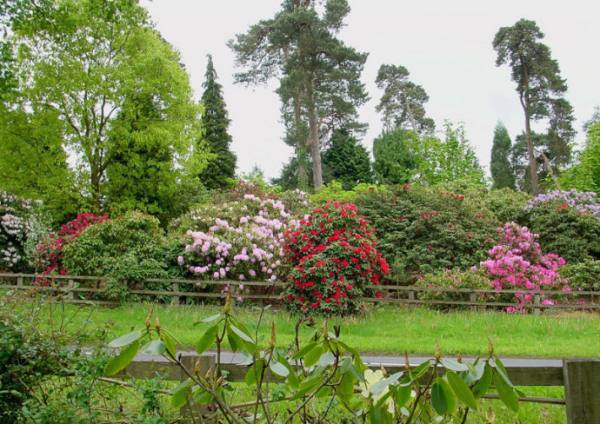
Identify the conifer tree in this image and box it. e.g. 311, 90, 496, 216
199, 55, 237, 189
490, 123, 516, 189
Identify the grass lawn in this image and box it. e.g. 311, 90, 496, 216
24, 300, 600, 358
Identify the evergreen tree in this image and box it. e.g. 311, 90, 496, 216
199, 55, 236, 189
493, 19, 573, 194
375, 64, 434, 134
229, 0, 368, 190
322, 130, 372, 189
490, 123, 515, 189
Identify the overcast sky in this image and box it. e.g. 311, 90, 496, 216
141, 0, 600, 180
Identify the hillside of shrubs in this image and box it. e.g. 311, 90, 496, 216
2, 182, 600, 315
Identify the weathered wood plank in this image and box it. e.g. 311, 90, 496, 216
563, 359, 600, 424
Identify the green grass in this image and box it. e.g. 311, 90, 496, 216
25, 301, 600, 358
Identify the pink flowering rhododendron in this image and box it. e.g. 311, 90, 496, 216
179, 194, 300, 294
479, 222, 569, 313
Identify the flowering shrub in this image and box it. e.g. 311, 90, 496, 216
33, 212, 108, 278
355, 185, 498, 282
177, 194, 299, 293
526, 189, 600, 220
0, 192, 36, 271
479, 223, 569, 313
283, 202, 389, 316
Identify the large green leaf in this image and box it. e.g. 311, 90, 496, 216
472, 364, 493, 397
108, 330, 142, 348
200, 313, 222, 324
269, 361, 290, 377
292, 341, 319, 360
104, 339, 140, 376
431, 380, 448, 415
230, 324, 254, 344
161, 331, 177, 359
493, 371, 519, 412
141, 340, 166, 356
441, 358, 469, 372
303, 344, 324, 368
171, 379, 193, 408
370, 372, 403, 397
446, 371, 478, 410
196, 324, 218, 354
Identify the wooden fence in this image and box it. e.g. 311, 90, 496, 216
1, 272, 600, 311
119, 352, 599, 424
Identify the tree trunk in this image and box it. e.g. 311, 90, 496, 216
524, 106, 539, 194
520, 66, 539, 194
293, 89, 309, 190
305, 77, 322, 190
90, 164, 102, 211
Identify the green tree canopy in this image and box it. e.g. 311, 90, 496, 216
229, 0, 369, 190
490, 122, 515, 189
560, 116, 600, 194
8, 0, 206, 213
373, 129, 418, 184
375, 64, 434, 134
414, 123, 486, 187
199, 55, 237, 190
493, 18, 573, 193
322, 129, 372, 189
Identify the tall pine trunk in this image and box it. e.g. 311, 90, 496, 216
520, 68, 539, 194
305, 77, 322, 190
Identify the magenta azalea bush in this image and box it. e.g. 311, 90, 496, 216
480, 222, 569, 312
177, 194, 300, 287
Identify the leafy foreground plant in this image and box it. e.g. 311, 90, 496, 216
104, 297, 522, 423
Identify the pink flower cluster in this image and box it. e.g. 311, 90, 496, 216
480, 222, 569, 313
179, 195, 298, 284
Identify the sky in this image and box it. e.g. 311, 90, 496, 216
141, 0, 600, 180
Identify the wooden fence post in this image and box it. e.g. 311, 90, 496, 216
563, 359, 600, 424
533, 294, 541, 315
179, 353, 217, 421
66, 279, 74, 301
171, 282, 180, 306
16, 275, 24, 288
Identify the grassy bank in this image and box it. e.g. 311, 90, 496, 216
21, 300, 600, 358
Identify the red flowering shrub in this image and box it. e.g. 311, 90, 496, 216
284, 202, 389, 315
33, 213, 108, 280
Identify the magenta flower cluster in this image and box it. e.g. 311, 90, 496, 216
480, 222, 569, 313
179, 195, 298, 284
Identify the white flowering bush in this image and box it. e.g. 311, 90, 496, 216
0, 192, 36, 271
177, 193, 302, 292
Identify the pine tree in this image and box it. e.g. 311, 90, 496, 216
230, 0, 368, 190
490, 123, 516, 189
493, 19, 572, 194
199, 55, 236, 189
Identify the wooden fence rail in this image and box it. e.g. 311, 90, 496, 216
118, 352, 599, 424
1, 272, 599, 311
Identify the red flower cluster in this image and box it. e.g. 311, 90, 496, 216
284, 201, 389, 316
35, 213, 107, 283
